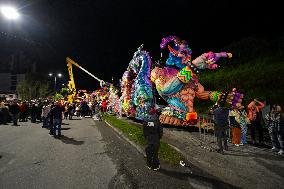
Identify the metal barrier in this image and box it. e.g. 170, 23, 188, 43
197, 114, 233, 151
197, 114, 217, 151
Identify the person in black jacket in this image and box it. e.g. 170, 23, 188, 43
143, 105, 163, 171
49, 102, 63, 138
213, 105, 229, 154
9, 101, 20, 126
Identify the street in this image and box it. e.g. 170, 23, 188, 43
1, 118, 284, 189
1, 118, 228, 189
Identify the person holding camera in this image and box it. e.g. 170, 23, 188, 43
248, 99, 265, 145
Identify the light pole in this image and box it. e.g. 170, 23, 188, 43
49, 73, 62, 101
1, 6, 20, 20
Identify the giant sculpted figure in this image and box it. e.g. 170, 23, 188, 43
151, 36, 242, 125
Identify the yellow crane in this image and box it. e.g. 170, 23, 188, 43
66, 57, 106, 102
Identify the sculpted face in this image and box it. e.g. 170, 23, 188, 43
177, 44, 192, 64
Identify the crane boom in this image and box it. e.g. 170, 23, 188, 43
66, 57, 106, 102
66, 57, 105, 85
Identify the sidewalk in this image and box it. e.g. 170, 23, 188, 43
121, 117, 284, 189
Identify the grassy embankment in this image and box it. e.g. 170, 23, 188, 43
103, 114, 184, 166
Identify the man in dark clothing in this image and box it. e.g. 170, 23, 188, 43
143, 106, 163, 171
9, 101, 20, 126
49, 102, 63, 138
0, 104, 9, 125
213, 106, 229, 154
68, 104, 74, 120
30, 104, 37, 123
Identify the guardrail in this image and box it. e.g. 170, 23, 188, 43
197, 114, 233, 152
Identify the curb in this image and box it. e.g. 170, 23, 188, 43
104, 120, 146, 157
101, 117, 191, 166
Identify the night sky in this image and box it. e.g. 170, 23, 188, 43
0, 0, 282, 90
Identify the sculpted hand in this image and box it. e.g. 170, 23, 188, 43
227, 53, 232, 58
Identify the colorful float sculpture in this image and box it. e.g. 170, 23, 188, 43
128, 45, 156, 120
120, 70, 136, 117
108, 84, 120, 114
149, 36, 243, 125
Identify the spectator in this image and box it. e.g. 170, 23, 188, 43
265, 104, 283, 155
213, 105, 229, 154
64, 104, 68, 119
30, 103, 37, 123
229, 107, 241, 146
75, 104, 80, 117
238, 106, 250, 145
41, 103, 51, 128
19, 102, 26, 122
143, 105, 163, 171
0, 102, 5, 124
101, 99, 107, 113
0, 103, 9, 125
22, 101, 29, 122
248, 99, 265, 145
279, 111, 284, 156
68, 103, 75, 120
9, 101, 20, 126
50, 102, 64, 138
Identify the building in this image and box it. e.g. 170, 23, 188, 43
0, 73, 25, 94
0, 44, 37, 95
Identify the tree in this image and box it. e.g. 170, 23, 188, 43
16, 73, 52, 100
16, 80, 30, 100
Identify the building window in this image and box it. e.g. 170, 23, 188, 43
11, 75, 17, 80
10, 86, 16, 91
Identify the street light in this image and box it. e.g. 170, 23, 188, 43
0, 6, 20, 20
49, 73, 62, 100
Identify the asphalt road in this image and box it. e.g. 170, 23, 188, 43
0, 118, 206, 189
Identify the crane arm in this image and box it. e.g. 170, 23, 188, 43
66, 60, 77, 102
66, 57, 105, 86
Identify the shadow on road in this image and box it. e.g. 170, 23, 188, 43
57, 135, 84, 145
159, 163, 240, 189
61, 128, 71, 130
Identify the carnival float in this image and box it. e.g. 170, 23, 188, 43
125, 36, 243, 126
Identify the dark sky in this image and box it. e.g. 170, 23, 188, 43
0, 0, 282, 90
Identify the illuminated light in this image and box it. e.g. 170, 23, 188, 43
58, 73, 62, 77
1, 6, 20, 20
186, 112, 197, 120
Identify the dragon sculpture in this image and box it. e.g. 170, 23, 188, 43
121, 45, 156, 120
130, 45, 156, 121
